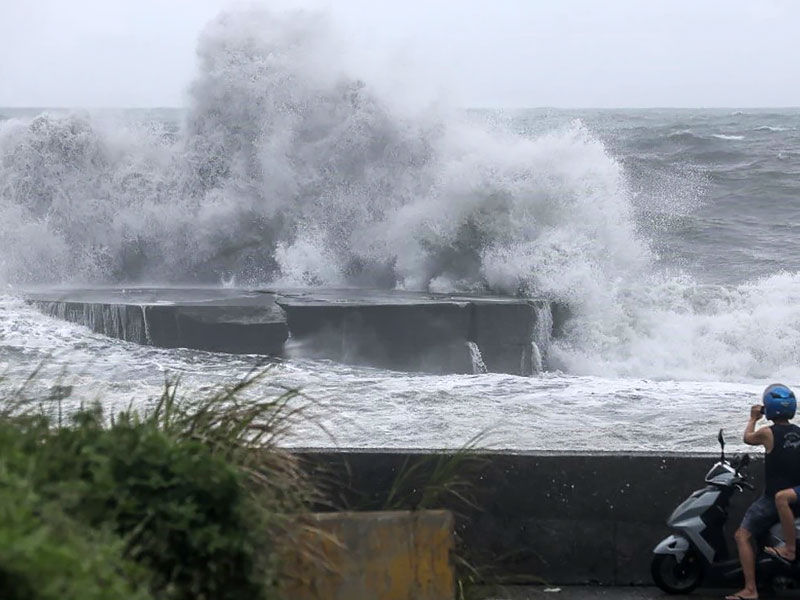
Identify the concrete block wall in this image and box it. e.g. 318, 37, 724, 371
298, 450, 764, 585
26, 289, 555, 375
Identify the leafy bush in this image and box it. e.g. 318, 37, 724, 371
0, 420, 152, 600
0, 370, 313, 600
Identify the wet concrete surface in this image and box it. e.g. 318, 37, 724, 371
472, 586, 787, 599
299, 450, 763, 585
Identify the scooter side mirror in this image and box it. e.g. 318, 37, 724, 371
718, 428, 725, 462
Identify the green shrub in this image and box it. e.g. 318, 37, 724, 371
39, 414, 263, 599
0, 373, 310, 600
0, 423, 152, 600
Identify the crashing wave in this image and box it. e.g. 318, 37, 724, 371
2, 7, 800, 383
0, 8, 647, 298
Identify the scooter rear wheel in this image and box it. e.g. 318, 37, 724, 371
651, 550, 704, 594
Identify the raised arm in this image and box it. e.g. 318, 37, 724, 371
743, 404, 772, 450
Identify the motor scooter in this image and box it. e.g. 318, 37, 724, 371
652, 429, 800, 594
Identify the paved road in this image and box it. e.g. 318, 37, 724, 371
472, 586, 785, 599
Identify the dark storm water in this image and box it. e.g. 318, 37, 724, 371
490, 108, 800, 284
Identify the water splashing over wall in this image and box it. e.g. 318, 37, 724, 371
32, 301, 149, 345
466, 341, 487, 374
529, 342, 543, 375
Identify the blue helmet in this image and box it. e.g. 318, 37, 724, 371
763, 384, 797, 420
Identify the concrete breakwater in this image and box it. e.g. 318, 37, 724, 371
298, 450, 762, 586
25, 288, 556, 375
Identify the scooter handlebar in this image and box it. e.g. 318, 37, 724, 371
731, 453, 751, 471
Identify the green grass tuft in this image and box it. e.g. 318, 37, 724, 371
0, 366, 314, 600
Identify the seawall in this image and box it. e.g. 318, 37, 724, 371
24, 287, 555, 376
297, 449, 762, 586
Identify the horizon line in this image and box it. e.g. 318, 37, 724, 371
2, 104, 800, 111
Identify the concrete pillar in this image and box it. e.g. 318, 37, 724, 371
281, 510, 454, 600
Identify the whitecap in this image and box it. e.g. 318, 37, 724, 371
667, 129, 694, 138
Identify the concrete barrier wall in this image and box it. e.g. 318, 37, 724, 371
25, 288, 555, 375
29, 293, 289, 355
280, 510, 454, 600
297, 450, 764, 586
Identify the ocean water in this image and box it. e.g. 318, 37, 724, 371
2, 9, 799, 452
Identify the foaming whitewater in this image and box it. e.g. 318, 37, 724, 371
553, 272, 800, 381
2, 7, 800, 404
0, 10, 646, 301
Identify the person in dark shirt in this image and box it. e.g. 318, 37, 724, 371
726, 384, 799, 600
764, 386, 800, 564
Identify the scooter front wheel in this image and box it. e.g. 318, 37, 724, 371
651, 550, 704, 594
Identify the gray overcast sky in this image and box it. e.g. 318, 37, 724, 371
0, 0, 798, 108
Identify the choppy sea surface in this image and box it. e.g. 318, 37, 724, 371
1, 13, 799, 452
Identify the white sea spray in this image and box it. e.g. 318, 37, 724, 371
2, 8, 800, 384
